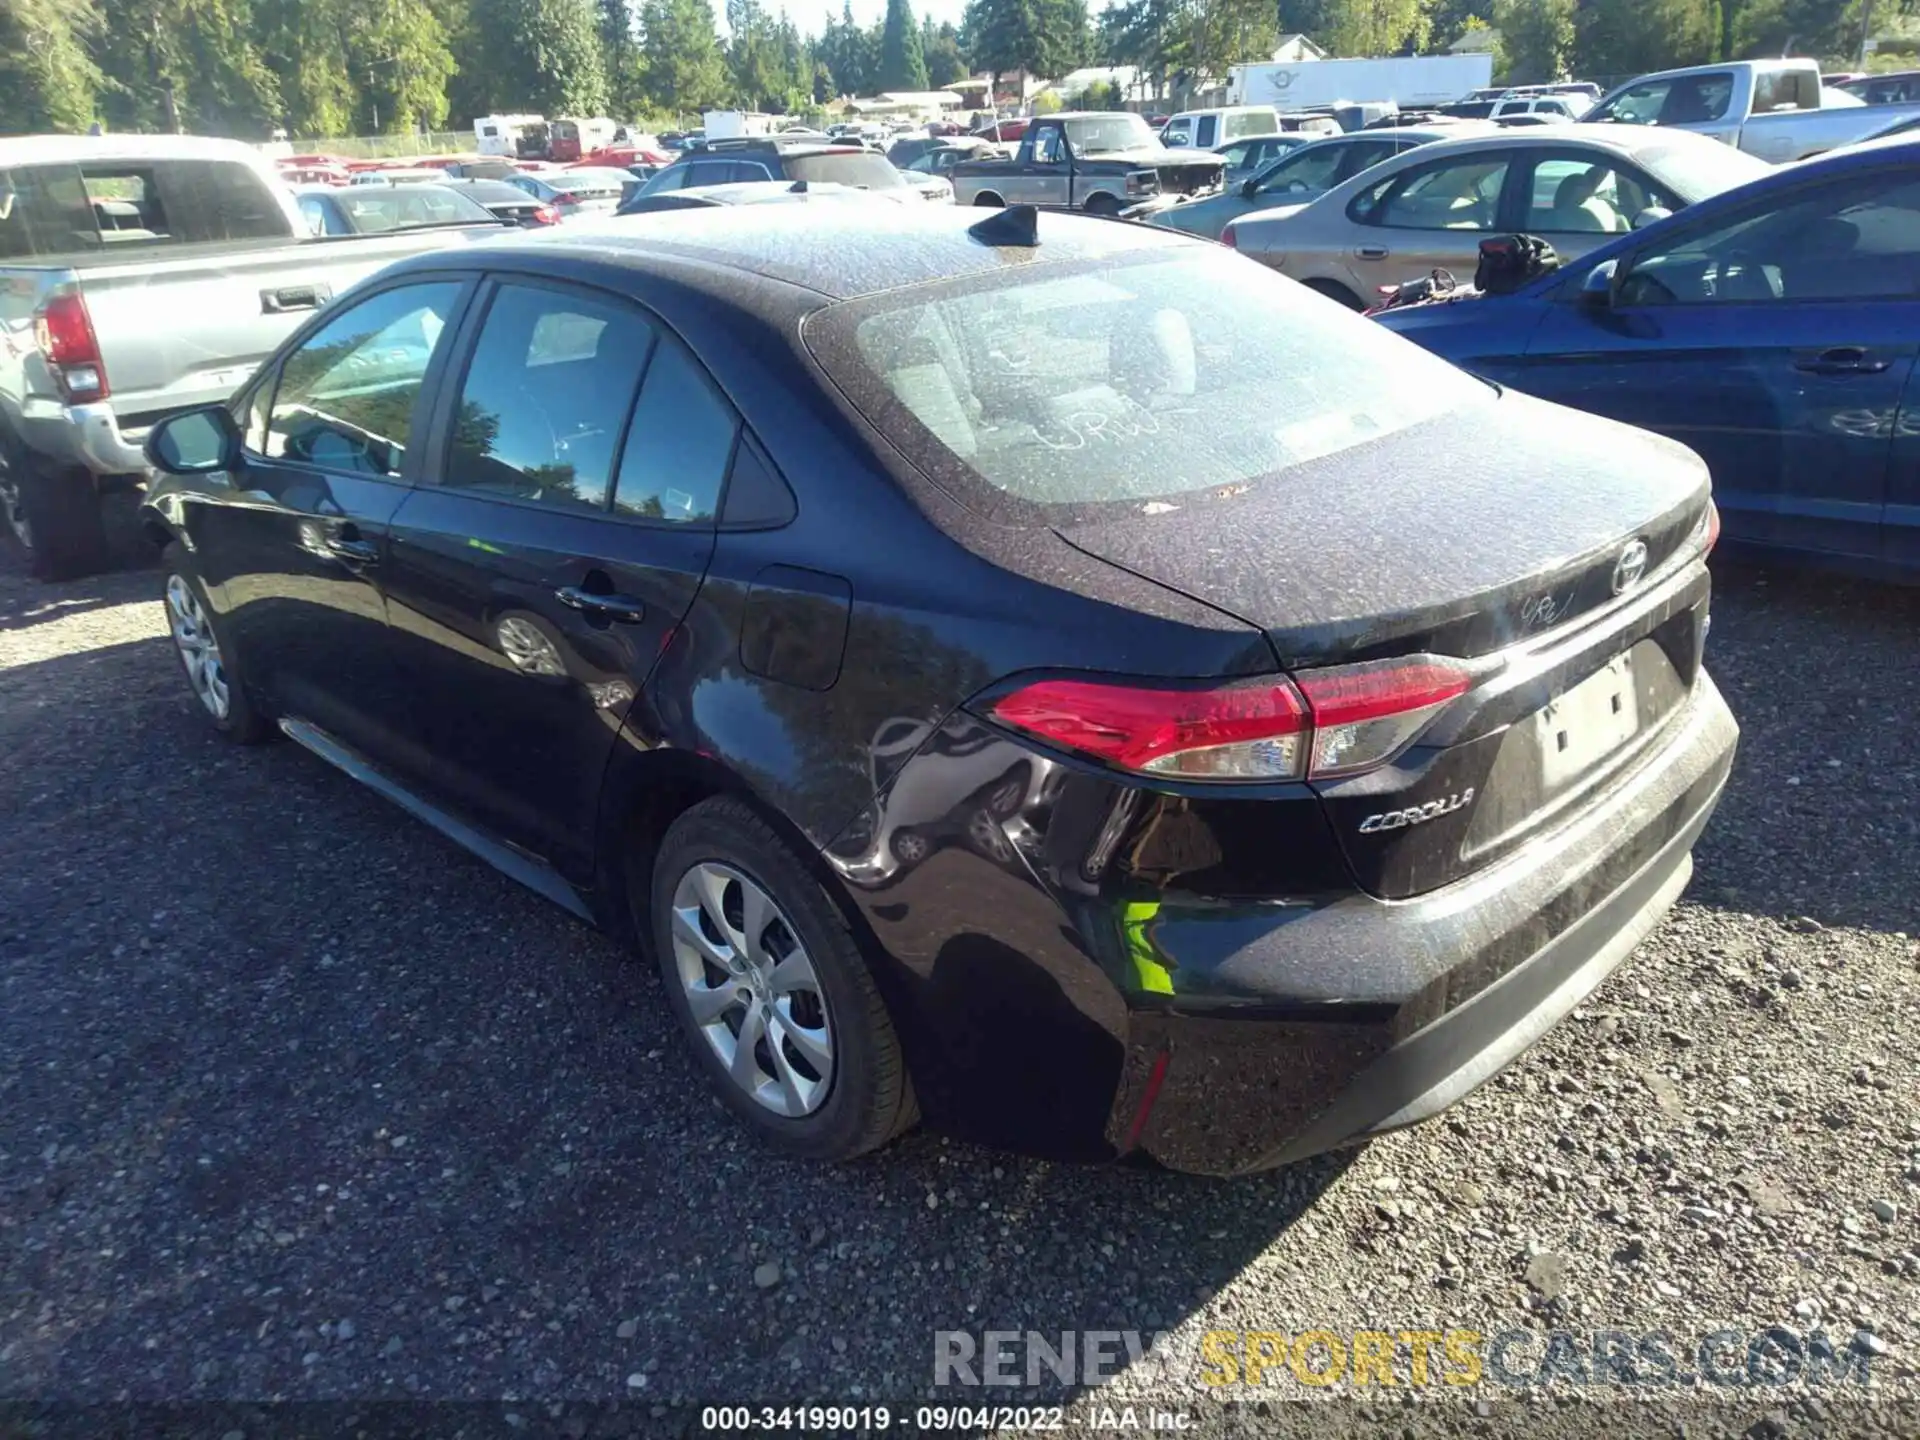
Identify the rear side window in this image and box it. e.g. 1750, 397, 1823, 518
1195, 116, 1218, 148
1226, 111, 1277, 140
784, 152, 905, 189
613, 341, 740, 523
0, 166, 95, 260
443, 283, 657, 510
0, 160, 286, 258
1755, 69, 1819, 113
806, 250, 1486, 520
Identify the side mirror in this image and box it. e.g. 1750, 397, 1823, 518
1580, 258, 1621, 308
146, 405, 241, 475
1630, 206, 1672, 230
1240, 177, 1259, 199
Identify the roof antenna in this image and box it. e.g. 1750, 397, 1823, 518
968, 203, 1040, 248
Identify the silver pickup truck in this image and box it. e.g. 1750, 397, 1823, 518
949, 113, 1224, 215
1, 134, 497, 579
1585, 59, 1920, 163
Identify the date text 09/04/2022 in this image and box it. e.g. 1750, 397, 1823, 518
698, 1405, 1193, 1432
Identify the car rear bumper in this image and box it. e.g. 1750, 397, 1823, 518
17, 398, 149, 477
1106, 670, 1737, 1175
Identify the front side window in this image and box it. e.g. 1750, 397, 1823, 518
806, 249, 1487, 520
1590, 74, 1733, 126
1620, 170, 1920, 306
266, 282, 463, 477
442, 283, 657, 510
1361, 156, 1510, 232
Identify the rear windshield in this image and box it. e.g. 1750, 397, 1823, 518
1638, 140, 1769, 202
339, 186, 494, 231
0, 160, 288, 260
785, 152, 905, 189
805, 249, 1487, 522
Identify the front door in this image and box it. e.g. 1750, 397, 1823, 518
1518, 164, 1920, 562
1024, 122, 1073, 208
378, 278, 738, 878
188, 278, 470, 757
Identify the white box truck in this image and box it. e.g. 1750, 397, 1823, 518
1229, 55, 1495, 111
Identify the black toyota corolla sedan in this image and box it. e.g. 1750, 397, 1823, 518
140, 204, 1737, 1176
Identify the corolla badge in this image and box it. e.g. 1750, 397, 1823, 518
1611, 539, 1650, 596
1358, 788, 1475, 835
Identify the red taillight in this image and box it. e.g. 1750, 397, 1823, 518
988, 676, 1310, 781
1295, 658, 1472, 778
34, 292, 109, 400
531, 204, 560, 225
986, 655, 1472, 783
1705, 499, 1721, 554
1220, 222, 1239, 249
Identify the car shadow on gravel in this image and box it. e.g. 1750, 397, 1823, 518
1689, 561, 1920, 936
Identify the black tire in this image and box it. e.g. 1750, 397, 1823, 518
160, 543, 273, 744
973, 192, 1004, 207
650, 796, 917, 1161
1304, 277, 1367, 311
0, 433, 108, 581
1082, 192, 1121, 217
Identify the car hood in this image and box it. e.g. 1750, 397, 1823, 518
1053, 390, 1710, 665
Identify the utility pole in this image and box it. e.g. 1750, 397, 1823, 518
1860, 0, 1875, 70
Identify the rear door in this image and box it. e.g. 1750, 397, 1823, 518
1512, 147, 1684, 254
377, 276, 736, 877
1519, 165, 1920, 561
188, 277, 472, 757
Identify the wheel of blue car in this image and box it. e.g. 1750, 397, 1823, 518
650, 796, 917, 1161
160, 543, 271, 743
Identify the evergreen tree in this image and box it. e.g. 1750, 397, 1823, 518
466, 0, 608, 115
599, 0, 644, 115
922, 20, 968, 85
1492, 0, 1573, 80
638, 0, 724, 116
879, 0, 929, 91
96, 0, 280, 135
0, 0, 104, 132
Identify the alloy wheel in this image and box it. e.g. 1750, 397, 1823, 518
165, 574, 231, 721
670, 861, 834, 1118
0, 451, 29, 550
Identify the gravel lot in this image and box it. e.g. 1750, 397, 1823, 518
2, 539, 1917, 1435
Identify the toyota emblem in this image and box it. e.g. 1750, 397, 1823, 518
1611, 539, 1649, 595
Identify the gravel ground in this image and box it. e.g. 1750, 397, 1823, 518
2, 539, 1917, 1437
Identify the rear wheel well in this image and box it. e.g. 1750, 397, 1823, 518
601, 759, 880, 970
973, 191, 1004, 207
1304, 277, 1366, 311
1082, 191, 1121, 216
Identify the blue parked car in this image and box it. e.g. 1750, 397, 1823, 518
1375, 134, 1920, 579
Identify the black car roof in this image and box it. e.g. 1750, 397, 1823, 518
383, 203, 1203, 303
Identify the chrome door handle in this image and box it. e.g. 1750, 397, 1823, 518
1356, 245, 1390, 260
556, 586, 646, 622
323, 534, 378, 563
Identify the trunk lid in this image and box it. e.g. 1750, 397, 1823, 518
1053, 393, 1707, 668
1056, 392, 1714, 899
